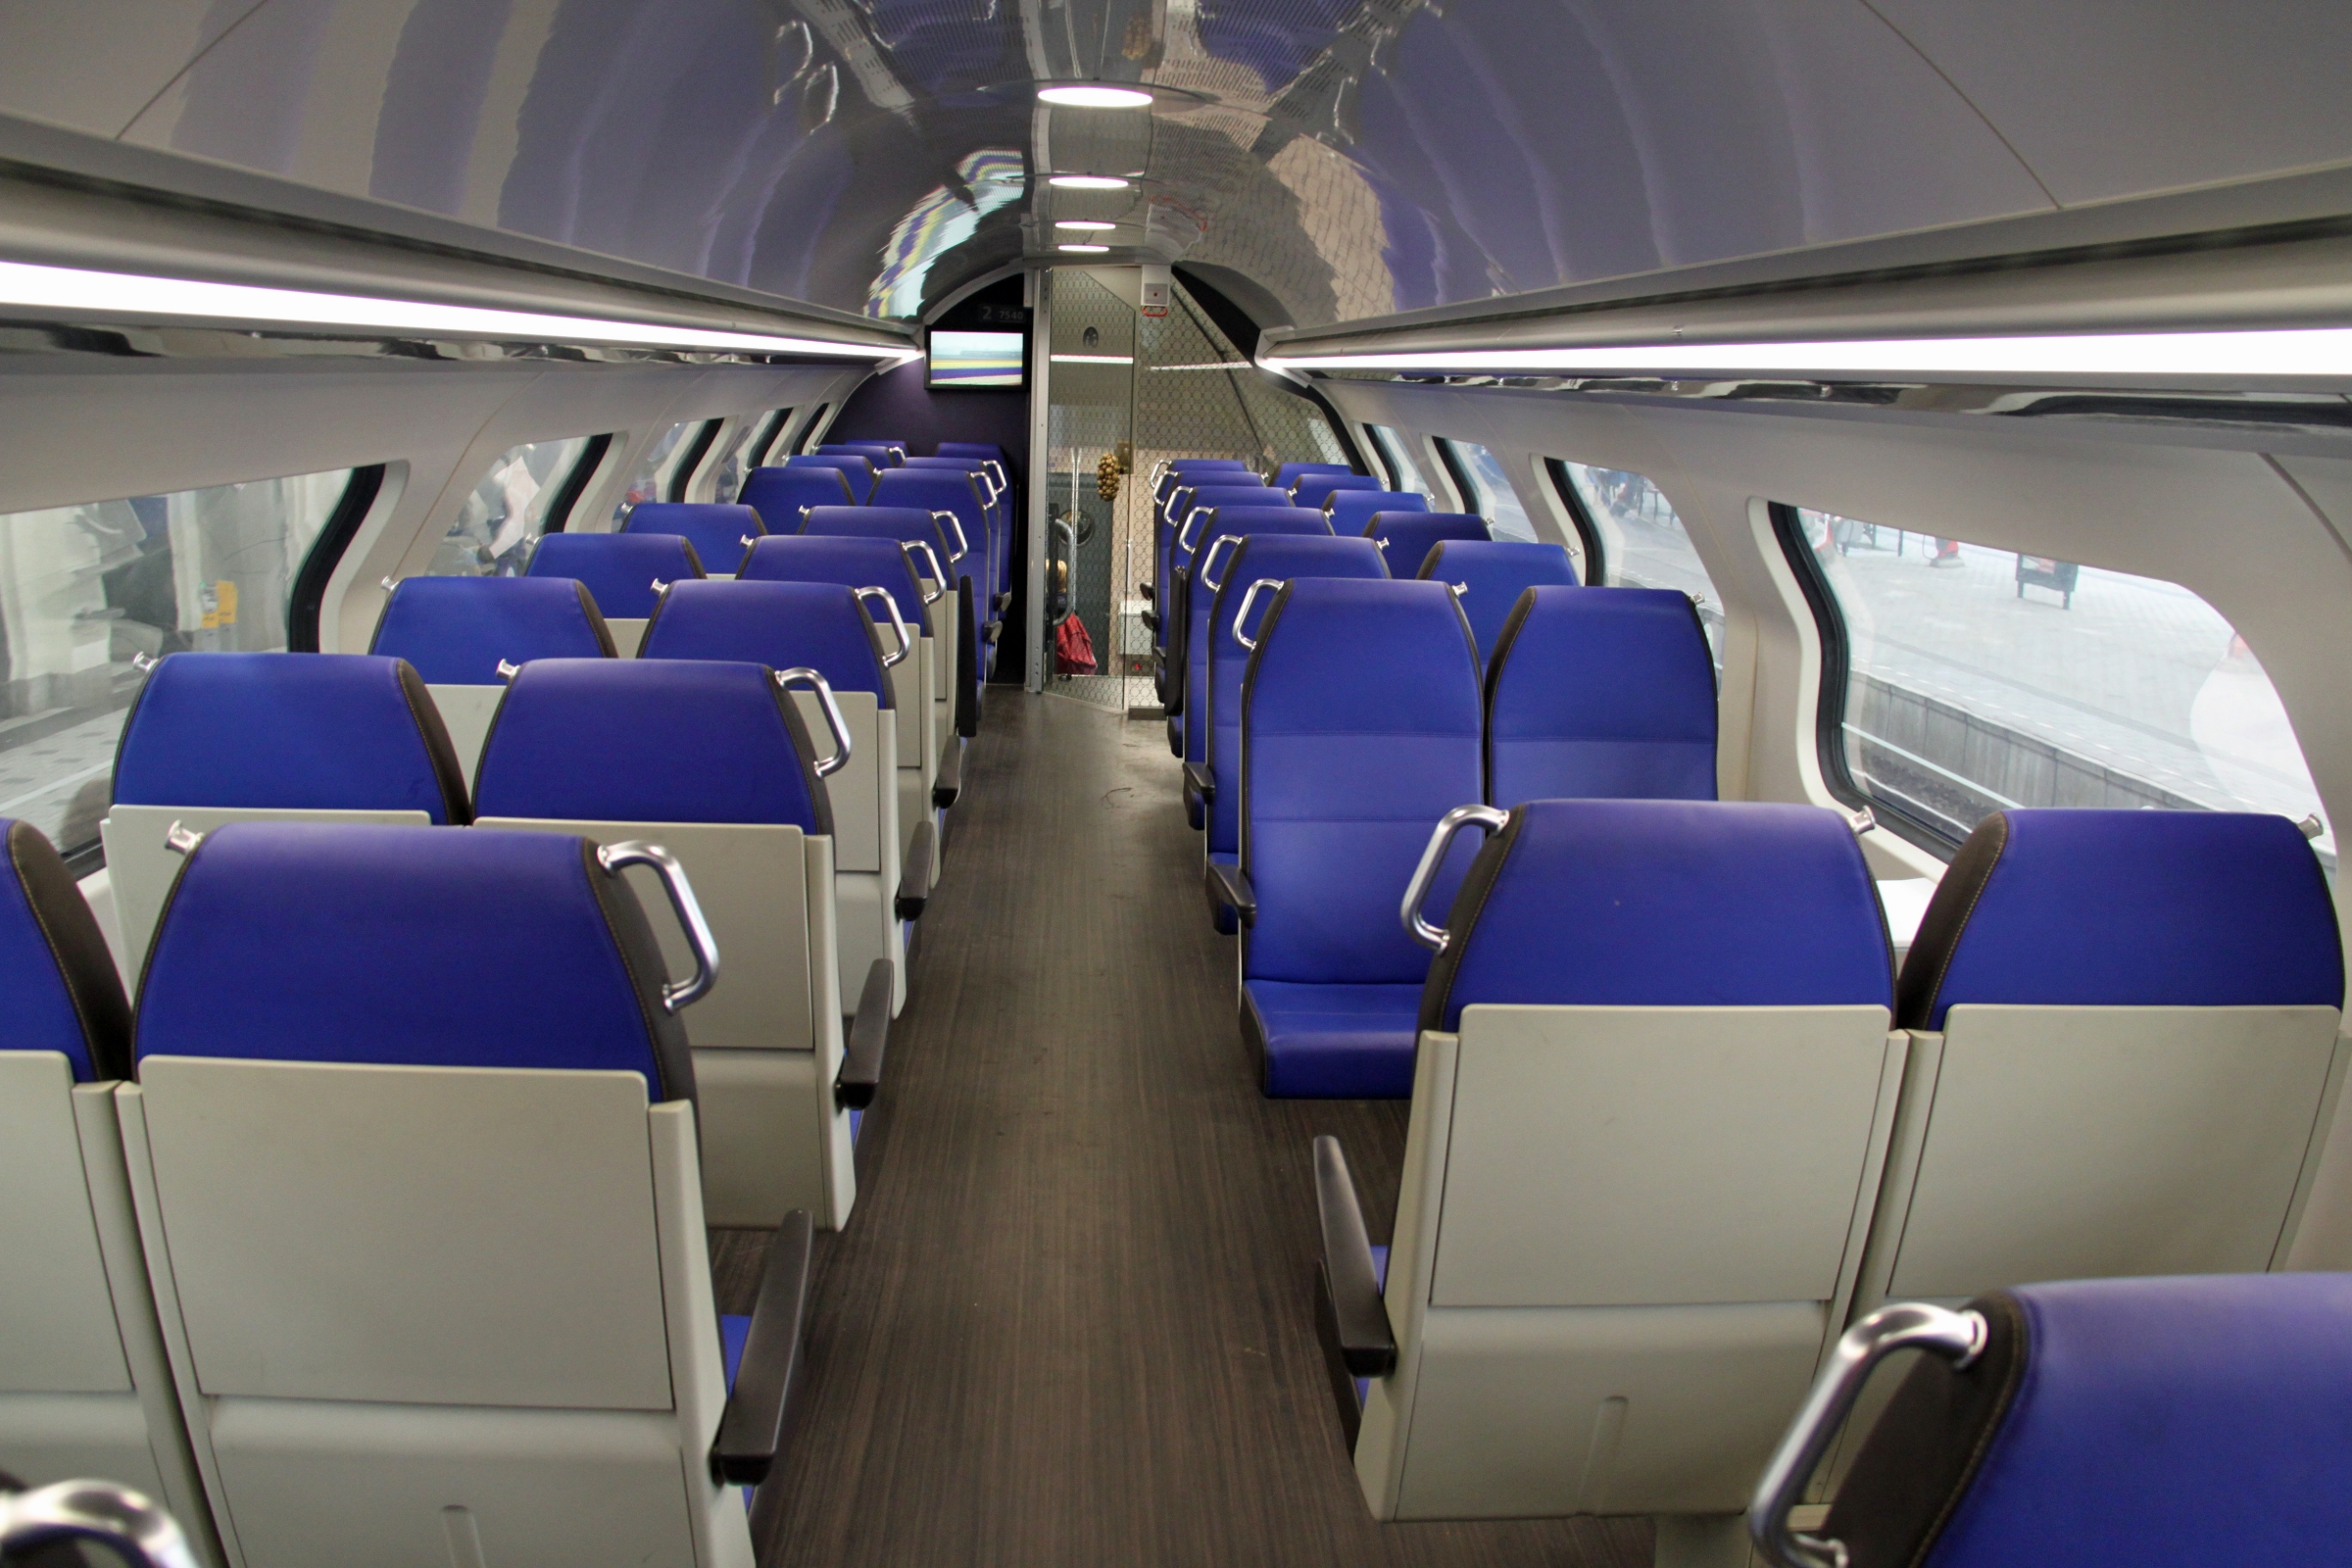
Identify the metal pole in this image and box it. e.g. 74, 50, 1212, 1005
1025, 267, 1054, 694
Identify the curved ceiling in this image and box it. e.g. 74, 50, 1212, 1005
1, 0, 2350, 327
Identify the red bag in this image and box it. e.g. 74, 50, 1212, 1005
1054, 614, 1098, 675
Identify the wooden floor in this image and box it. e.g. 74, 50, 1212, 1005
713, 692, 1649, 1568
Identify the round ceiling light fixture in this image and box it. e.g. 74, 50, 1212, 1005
1038, 84, 1154, 109
1049, 174, 1130, 190
1057, 243, 1112, 254
1054, 220, 1116, 231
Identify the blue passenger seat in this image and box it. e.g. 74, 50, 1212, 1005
1415, 539, 1578, 668
1327, 489, 1428, 536
126, 820, 812, 1562
1360, 511, 1487, 577
1275, 462, 1353, 491
742, 464, 856, 534
1158, 484, 1292, 710
787, 453, 878, 502
825, 441, 904, 468
872, 469, 994, 625
525, 530, 706, 628
623, 501, 765, 575
1484, 586, 1717, 806
803, 506, 974, 763
1172, 505, 1334, 767
1294, 472, 1380, 510
1214, 579, 1482, 1098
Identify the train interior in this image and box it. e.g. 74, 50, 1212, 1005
5, 4, 2352, 1565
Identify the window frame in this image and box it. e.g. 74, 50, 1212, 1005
287, 466, 389, 653
1435, 437, 1480, 516
745, 408, 795, 469
664, 418, 724, 504
794, 405, 831, 455
538, 433, 613, 537
1542, 459, 1608, 584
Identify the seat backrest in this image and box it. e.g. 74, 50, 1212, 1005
473, 659, 833, 836
739, 533, 932, 635
1363, 511, 1488, 577
787, 452, 877, 501
1418, 540, 1578, 666
1275, 462, 1353, 490
741, 464, 855, 534
936, 441, 1006, 464
1295, 471, 1380, 510
526, 531, 706, 619
871, 470, 990, 594
1203, 536, 1387, 856
1328, 488, 1429, 536
369, 576, 613, 685
1357, 797, 1896, 1521
622, 502, 765, 574
639, 580, 892, 705
113, 652, 468, 824
0, 817, 128, 1081
1484, 585, 1717, 806
825, 441, 903, 467
1853, 808, 2345, 1307
1820, 1274, 2352, 1568
801, 505, 959, 585
1178, 507, 1344, 759
1240, 579, 1481, 987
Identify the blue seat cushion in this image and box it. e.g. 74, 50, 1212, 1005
0, 817, 130, 1081
623, 504, 765, 575
527, 532, 705, 618
1245, 981, 1424, 1098
369, 576, 613, 685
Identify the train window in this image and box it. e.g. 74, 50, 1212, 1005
428, 436, 604, 576
1777, 508, 2330, 868
1438, 440, 1538, 541
1552, 462, 1724, 666
1365, 424, 1444, 502
0, 468, 359, 860
709, 409, 793, 505
609, 419, 710, 526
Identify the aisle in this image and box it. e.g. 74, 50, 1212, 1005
726, 693, 1646, 1568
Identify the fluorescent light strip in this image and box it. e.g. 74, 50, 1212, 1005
0, 258, 919, 363
1262, 325, 2352, 380
1148, 361, 1250, 370
1051, 353, 1135, 365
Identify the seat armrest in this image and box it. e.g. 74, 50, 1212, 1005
1312, 1136, 1396, 1377
1205, 859, 1255, 927
993, 590, 1012, 613
931, 742, 962, 809
710, 1209, 813, 1485
1140, 609, 1159, 634
985, 619, 1003, 646
834, 958, 892, 1110
1183, 760, 1215, 803
896, 819, 935, 920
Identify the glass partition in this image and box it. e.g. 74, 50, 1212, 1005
429, 436, 601, 575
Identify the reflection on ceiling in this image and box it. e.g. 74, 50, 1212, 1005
1, 0, 2349, 327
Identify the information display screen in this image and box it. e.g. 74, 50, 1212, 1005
928, 330, 1025, 388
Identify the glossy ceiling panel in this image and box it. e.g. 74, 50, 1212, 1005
0, 0, 2343, 327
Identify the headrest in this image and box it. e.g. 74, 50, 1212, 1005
802, 506, 958, 573
0, 818, 129, 1081
639, 579, 892, 705
1421, 800, 1892, 1031
622, 503, 765, 574
904, 457, 985, 473
1175, 484, 1280, 532
1192, 508, 1334, 582
527, 532, 705, 618
739, 534, 931, 634
872, 468, 985, 519
473, 660, 832, 836
1328, 489, 1430, 535
135, 822, 692, 1100
1274, 462, 1353, 489
1484, 585, 1717, 801
825, 442, 904, 466
786, 454, 875, 500
1363, 511, 1490, 575
1897, 809, 2342, 1030
1419, 540, 1579, 662
1244, 578, 1478, 738
1829, 1273, 2352, 1567
937, 441, 1007, 463
369, 576, 614, 685
1294, 472, 1382, 509
1209, 536, 1387, 640
741, 465, 855, 533
113, 653, 468, 824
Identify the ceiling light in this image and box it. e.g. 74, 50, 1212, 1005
1053, 353, 1135, 365
1049, 174, 1130, 190
0, 258, 918, 362
1261, 326, 2352, 381
1054, 220, 1116, 231
1057, 243, 1111, 254
1038, 84, 1153, 109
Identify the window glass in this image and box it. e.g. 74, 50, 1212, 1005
1792, 510, 2330, 868
430, 436, 599, 576
0, 469, 357, 858
610, 420, 700, 526
1366, 424, 1442, 503
1555, 463, 1723, 665
1441, 439, 1537, 541
710, 409, 792, 505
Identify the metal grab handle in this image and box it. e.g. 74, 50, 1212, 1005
596, 841, 719, 1012
0, 1479, 204, 1568
974, 469, 1002, 505
1230, 578, 1284, 652
985, 460, 1006, 491
855, 586, 912, 666
1148, 458, 1170, 487
930, 510, 970, 561
1748, 1302, 1988, 1568
797, 505, 812, 526
739, 534, 760, 549
900, 540, 947, 602
497, 660, 521, 681
1400, 804, 1511, 951
775, 666, 852, 777
1177, 506, 1212, 553
651, 577, 670, 593
164, 820, 204, 857
1198, 534, 1244, 595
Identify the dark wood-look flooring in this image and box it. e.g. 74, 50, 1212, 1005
711, 693, 1649, 1568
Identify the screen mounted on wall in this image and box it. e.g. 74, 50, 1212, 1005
929, 330, 1025, 389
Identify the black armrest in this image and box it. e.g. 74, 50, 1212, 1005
710, 1208, 813, 1485
1313, 1136, 1396, 1377
993, 590, 1012, 613
1206, 859, 1256, 927
1140, 609, 1159, 634
931, 741, 961, 809
1183, 759, 1215, 804
834, 958, 892, 1110
1140, 579, 1154, 602
985, 619, 1003, 646
896, 819, 935, 921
